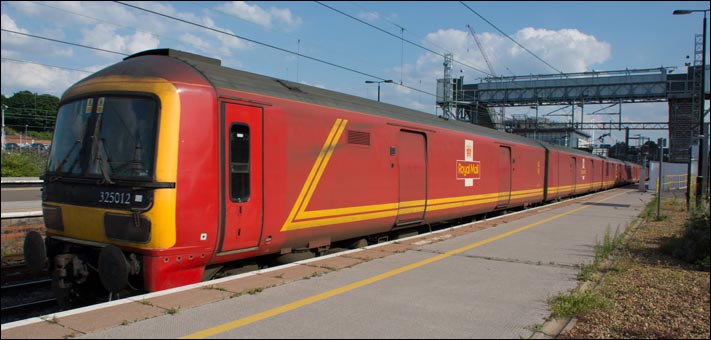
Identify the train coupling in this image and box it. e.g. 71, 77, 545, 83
53, 254, 90, 289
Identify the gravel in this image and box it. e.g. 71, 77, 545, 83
559, 199, 710, 339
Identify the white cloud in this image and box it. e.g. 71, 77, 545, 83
216, 1, 302, 31
0, 60, 85, 97
9, 1, 139, 29
1, 13, 23, 31
127, 31, 161, 54
268, 7, 302, 30
417, 27, 611, 82
511, 27, 611, 73
213, 29, 254, 52
79, 23, 159, 56
1, 13, 73, 59
218, 1, 271, 27
7, 1, 256, 60
1, 14, 31, 45
380, 27, 614, 115
179, 33, 212, 51
357, 11, 379, 22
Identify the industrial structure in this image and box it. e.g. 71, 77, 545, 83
437, 65, 709, 164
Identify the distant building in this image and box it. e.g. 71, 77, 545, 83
503, 115, 591, 149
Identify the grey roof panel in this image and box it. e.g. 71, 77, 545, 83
139, 49, 544, 148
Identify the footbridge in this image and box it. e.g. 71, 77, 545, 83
443, 66, 708, 163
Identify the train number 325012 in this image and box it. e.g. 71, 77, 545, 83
99, 191, 132, 205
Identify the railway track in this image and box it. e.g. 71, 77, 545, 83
1, 257, 48, 286
1, 268, 59, 324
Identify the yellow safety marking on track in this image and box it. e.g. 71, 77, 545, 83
182, 189, 629, 339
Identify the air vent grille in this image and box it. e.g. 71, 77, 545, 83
348, 130, 370, 146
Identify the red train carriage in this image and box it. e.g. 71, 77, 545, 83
24, 49, 638, 302
543, 144, 611, 200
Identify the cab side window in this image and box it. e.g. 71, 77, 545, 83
229, 124, 250, 202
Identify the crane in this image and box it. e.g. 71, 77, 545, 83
598, 132, 611, 144
466, 24, 495, 78
466, 24, 505, 127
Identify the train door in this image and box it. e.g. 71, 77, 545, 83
616, 164, 622, 185
590, 160, 595, 191
497, 146, 511, 207
543, 148, 550, 201
219, 102, 263, 254
396, 131, 427, 224
570, 157, 577, 194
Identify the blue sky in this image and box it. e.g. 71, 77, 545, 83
2, 1, 709, 144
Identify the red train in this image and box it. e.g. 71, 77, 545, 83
24, 49, 640, 303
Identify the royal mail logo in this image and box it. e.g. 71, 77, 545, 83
457, 139, 481, 187
456, 161, 481, 179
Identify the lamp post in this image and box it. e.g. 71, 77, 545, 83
674, 8, 709, 207
1, 104, 6, 151
365, 80, 393, 102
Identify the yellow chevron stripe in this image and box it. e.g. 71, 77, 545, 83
298, 119, 347, 217
281, 119, 347, 231
281, 124, 621, 232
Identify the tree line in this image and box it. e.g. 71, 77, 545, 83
3, 89, 659, 162
1, 90, 59, 140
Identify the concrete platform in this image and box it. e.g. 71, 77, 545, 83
1, 177, 42, 218
1, 187, 653, 339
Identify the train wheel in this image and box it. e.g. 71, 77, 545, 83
273, 250, 316, 265
23, 231, 47, 273
348, 238, 368, 249
98, 245, 129, 294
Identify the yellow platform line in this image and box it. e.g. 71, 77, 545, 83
181, 189, 628, 339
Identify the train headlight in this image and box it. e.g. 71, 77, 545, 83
104, 213, 151, 243
43, 205, 63, 231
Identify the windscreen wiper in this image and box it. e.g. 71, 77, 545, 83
50, 140, 81, 179
95, 137, 114, 185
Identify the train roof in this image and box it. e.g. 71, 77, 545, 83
541, 141, 608, 160
126, 49, 544, 149
125, 47, 635, 168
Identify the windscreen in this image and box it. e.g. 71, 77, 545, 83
47, 96, 158, 181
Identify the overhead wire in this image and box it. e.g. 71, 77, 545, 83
458, 1, 605, 129
346, 1, 452, 56
458, 1, 565, 76
315, 1, 493, 77
1, 57, 95, 74
114, 1, 437, 97
1, 28, 128, 56
345, 1, 407, 85
22, 1, 261, 70
337, 1, 538, 123
205, 3, 379, 75
2, 3, 436, 99
4, 2, 533, 105
28, 0, 161, 41
327, 1, 555, 121
115, 1, 385, 80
